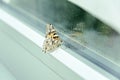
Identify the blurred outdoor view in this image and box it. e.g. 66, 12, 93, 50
2, 0, 120, 67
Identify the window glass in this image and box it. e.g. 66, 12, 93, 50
1, 0, 120, 76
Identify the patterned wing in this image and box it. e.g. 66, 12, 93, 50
42, 24, 62, 53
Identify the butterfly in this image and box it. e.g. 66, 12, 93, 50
42, 24, 63, 53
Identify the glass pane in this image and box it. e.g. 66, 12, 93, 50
1, 0, 120, 77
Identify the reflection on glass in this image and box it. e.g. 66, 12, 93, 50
2, 0, 120, 67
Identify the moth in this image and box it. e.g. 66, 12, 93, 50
42, 24, 63, 53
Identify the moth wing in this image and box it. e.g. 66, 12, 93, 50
43, 24, 63, 53
46, 24, 56, 34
